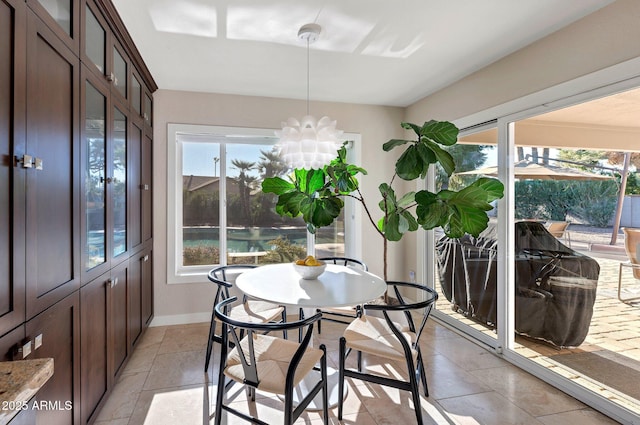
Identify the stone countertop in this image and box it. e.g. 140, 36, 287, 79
0, 358, 54, 425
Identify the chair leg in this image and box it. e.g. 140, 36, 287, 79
321, 347, 329, 425
214, 365, 226, 425
204, 313, 217, 372
417, 351, 429, 397
284, 383, 294, 425
357, 350, 362, 372
406, 358, 424, 425
338, 337, 346, 420
316, 308, 322, 334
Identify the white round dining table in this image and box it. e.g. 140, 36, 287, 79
235, 262, 387, 308
235, 262, 387, 410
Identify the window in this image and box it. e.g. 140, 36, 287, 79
167, 124, 361, 283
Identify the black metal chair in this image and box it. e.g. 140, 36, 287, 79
214, 296, 328, 425
204, 265, 287, 372
337, 281, 438, 425
314, 257, 368, 334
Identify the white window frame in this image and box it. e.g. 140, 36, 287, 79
167, 123, 362, 284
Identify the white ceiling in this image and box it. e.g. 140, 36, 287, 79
112, 0, 612, 107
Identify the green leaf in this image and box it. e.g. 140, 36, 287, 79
378, 183, 397, 213
416, 143, 437, 166
401, 210, 419, 232
377, 216, 385, 233
384, 213, 404, 241
414, 176, 504, 238
276, 192, 305, 217
261, 177, 294, 195
420, 120, 459, 146
424, 140, 455, 176
415, 190, 449, 229
469, 177, 505, 202
383, 139, 411, 152
311, 197, 344, 227
401, 122, 421, 137
298, 168, 325, 193
395, 145, 422, 180
397, 191, 415, 209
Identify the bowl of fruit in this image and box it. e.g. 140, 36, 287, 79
293, 256, 326, 280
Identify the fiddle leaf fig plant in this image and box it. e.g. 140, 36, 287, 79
262, 120, 505, 281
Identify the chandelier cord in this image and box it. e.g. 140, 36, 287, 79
306, 36, 310, 116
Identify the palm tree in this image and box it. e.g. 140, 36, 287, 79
257, 149, 287, 179
231, 159, 257, 224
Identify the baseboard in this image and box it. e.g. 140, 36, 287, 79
149, 312, 211, 327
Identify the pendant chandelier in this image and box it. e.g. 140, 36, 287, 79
275, 23, 343, 170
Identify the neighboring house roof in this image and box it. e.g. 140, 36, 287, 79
183, 175, 243, 195
183, 175, 220, 192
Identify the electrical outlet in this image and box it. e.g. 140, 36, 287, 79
409, 270, 416, 283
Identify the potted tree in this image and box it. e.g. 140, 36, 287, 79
261, 120, 505, 282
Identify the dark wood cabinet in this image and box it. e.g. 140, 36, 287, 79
143, 89, 153, 130
82, 0, 131, 106
0, 326, 26, 362
25, 9, 80, 320
80, 66, 110, 283
109, 260, 129, 380
79, 271, 108, 425
79, 259, 134, 425
1, 1, 155, 423
129, 247, 152, 348
141, 247, 153, 327
129, 119, 151, 252
27, 0, 80, 54
26, 291, 81, 425
142, 133, 153, 244
0, 0, 27, 338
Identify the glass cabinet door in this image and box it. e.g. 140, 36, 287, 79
37, 0, 72, 35
112, 46, 127, 99
84, 81, 106, 270
131, 75, 141, 116
84, 4, 105, 75
143, 92, 152, 127
112, 107, 127, 258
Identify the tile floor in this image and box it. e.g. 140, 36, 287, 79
94, 318, 621, 425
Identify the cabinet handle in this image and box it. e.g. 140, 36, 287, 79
16, 154, 33, 168
34, 334, 43, 350
34, 157, 43, 170
13, 340, 32, 360
108, 277, 119, 288
107, 73, 115, 82
142, 255, 149, 262
140, 184, 150, 190
143, 113, 148, 121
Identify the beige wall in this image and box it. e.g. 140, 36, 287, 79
406, 0, 640, 124
152, 90, 404, 322
152, 0, 640, 324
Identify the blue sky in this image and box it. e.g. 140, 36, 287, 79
183, 141, 274, 177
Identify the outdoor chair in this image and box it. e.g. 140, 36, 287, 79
337, 281, 438, 425
546, 221, 571, 247
204, 265, 287, 372
619, 227, 640, 302
213, 296, 328, 425
314, 257, 368, 334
